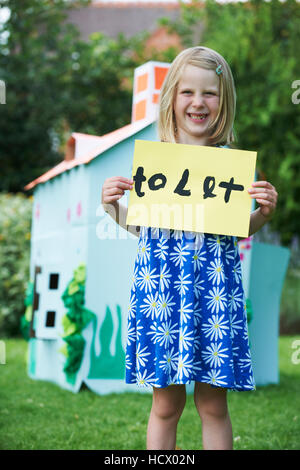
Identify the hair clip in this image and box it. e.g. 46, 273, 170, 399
216, 64, 222, 75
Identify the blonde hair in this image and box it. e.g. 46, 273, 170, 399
157, 46, 236, 146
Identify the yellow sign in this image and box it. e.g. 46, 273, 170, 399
126, 140, 257, 237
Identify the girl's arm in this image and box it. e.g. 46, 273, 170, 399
101, 176, 140, 238
102, 199, 140, 237
247, 180, 278, 236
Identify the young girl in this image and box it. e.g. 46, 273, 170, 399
101, 46, 278, 450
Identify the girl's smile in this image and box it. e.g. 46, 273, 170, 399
174, 65, 220, 146
187, 113, 208, 123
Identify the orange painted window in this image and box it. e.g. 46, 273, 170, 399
134, 99, 147, 121
136, 73, 148, 94
152, 93, 159, 104
154, 67, 169, 90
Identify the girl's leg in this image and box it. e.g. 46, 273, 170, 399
147, 384, 186, 450
194, 382, 233, 450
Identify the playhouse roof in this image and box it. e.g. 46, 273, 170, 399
25, 117, 155, 191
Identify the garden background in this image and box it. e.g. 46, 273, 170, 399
0, 0, 300, 450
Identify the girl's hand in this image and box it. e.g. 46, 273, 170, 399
101, 176, 134, 204
248, 180, 278, 220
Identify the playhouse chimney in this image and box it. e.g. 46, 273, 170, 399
64, 136, 76, 161
131, 61, 170, 123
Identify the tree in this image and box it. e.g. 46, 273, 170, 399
0, 0, 142, 192
62, 31, 141, 137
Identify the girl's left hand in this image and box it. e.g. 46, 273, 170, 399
248, 180, 278, 220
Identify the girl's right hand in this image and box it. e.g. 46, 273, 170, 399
101, 176, 134, 204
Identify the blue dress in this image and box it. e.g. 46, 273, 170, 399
125, 227, 256, 391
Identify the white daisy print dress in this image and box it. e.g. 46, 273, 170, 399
125, 228, 255, 391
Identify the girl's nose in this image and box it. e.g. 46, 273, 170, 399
192, 94, 205, 108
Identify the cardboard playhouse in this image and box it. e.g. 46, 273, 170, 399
23, 60, 290, 395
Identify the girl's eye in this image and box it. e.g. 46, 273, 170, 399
205, 92, 215, 96
182, 90, 192, 94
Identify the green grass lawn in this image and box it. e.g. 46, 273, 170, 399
0, 336, 299, 450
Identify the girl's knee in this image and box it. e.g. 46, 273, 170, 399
198, 399, 228, 421
152, 385, 186, 421
153, 402, 184, 422
194, 383, 228, 421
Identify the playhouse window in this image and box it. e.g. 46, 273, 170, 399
49, 273, 59, 290
45, 311, 56, 327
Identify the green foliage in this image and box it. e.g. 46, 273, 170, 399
161, 0, 300, 245
0, 0, 85, 191
61, 31, 140, 137
0, 0, 143, 192
0, 193, 32, 337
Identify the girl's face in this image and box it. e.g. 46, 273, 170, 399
173, 64, 220, 146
